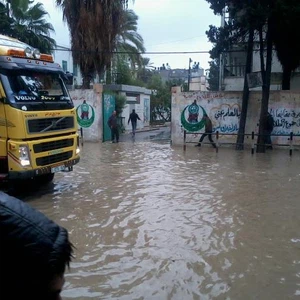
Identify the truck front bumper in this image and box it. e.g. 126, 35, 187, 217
8, 157, 80, 180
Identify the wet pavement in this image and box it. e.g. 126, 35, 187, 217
8, 127, 300, 299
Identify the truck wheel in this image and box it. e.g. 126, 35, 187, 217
36, 173, 55, 184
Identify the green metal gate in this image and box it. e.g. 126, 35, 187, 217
102, 94, 115, 142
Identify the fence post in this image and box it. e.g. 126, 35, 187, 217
216, 131, 219, 153
183, 130, 186, 151
80, 127, 83, 146
289, 132, 293, 156
251, 131, 255, 155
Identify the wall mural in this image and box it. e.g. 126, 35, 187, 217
211, 103, 241, 133
181, 100, 241, 134
76, 100, 95, 128
181, 100, 207, 132
270, 108, 300, 135
144, 98, 150, 123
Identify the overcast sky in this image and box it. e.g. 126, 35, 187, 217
41, 0, 220, 71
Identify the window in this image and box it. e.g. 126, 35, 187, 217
73, 63, 78, 76
62, 60, 68, 72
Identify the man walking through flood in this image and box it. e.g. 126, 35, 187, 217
128, 109, 141, 136
195, 114, 217, 148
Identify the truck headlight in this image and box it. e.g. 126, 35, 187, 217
19, 145, 30, 166
76, 146, 80, 154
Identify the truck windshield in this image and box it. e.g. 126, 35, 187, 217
0, 71, 73, 110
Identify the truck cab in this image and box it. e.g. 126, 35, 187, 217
0, 35, 80, 184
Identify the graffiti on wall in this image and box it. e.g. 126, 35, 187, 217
211, 103, 241, 133
181, 100, 241, 133
270, 108, 300, 135
144, 98, 150, 123
76, 100, 95, 128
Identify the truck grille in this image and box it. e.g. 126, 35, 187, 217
36, 151, 73, 166
27, 117, 74, 133
33, 139, 74, 153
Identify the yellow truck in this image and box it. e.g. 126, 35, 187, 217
0, 35, 80, 185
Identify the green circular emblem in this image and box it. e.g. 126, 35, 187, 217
76, 102, 95, 128
181, 103, 207, 132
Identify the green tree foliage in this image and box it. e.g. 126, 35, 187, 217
206, 0, 300, 152
147, 75, 183, 123
0, 2, 11, 34
56, 0, 129, 88
0, 0, 56, 54
207, 59, 219, 91
206, 0, 300, 89
272, 0, 300, 90
116, 9, 145, 69
115, 93, 127, 116
108, 9, 145, 85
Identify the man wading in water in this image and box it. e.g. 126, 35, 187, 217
128, 109, 141, 136
195, 115, 217, 148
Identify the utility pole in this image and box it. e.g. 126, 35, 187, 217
188, 58, 192, 91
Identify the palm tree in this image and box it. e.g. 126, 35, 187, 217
116, 9, 145, 69
1, 0, 56, 54
56, 0, 129, 89
0, 2, 11, 34
108, 9, 146, 84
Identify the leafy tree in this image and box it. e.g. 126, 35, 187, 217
0, 2, 11, 34
0, 0, 56, 54
207, 59, 219, 91
206, 0, 297, 152
108, 9, 145, 84
147, 75, 183, 123
137, 57, 155, 86
114, 55, 134, 85
56, 0, 129, 89
272, 0, 300, 90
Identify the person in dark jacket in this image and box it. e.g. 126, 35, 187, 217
0, 192, 73, 300
107, 110, 119, 143
264, 112, 274, 149
128, 109, 141, 136
195, 115, 217, 148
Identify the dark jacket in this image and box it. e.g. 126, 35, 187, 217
0, 192, 72, 296
205, 117, 213, 133
265, 114, 274, 132
128, 112, 141, 124
108, 114, 118, 128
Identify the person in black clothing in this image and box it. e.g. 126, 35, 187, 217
128, 109, 141, 136
195, 115, 217, 148
264, 112, 274, 149
108, 110, 119, 143
0, 191, 73, 300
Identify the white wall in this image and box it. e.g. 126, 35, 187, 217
70, 89, 103, 142
171, 87, 300, 147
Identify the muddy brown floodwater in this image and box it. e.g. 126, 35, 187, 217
25, 139, 300, 300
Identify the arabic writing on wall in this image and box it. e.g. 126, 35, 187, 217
270, 108, 300, 135
211, 104, 241, 133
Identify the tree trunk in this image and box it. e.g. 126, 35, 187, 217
236, 28, 254, 150
257, 22, 273, 153
282, 66, 292, 90
82, 76, 91, 89
106, 62, 112, 84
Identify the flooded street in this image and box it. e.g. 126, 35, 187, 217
23, 132, 300, 299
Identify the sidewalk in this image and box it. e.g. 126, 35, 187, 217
120, 124, 170, 142
126, 124, 168, 134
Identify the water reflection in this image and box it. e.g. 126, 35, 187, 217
25, 142, 300, 299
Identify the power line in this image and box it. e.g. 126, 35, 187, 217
52, 48, 249, 55
52, 48, 211, 54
